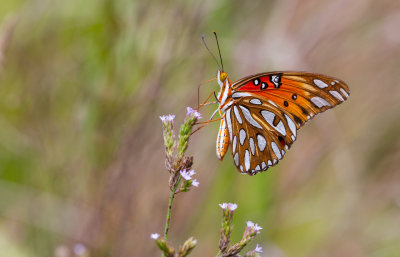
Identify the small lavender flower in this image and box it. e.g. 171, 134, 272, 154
192, 179, 199, 187
160, 114, 175, 123
180, 169, 195, 180
73, 244, 87, 256
246, 221, 263, 234
186, 107, 202, 119
219, 203, 238, 211
243, 244, 263, 257
254, 244, 263, 253
179, 169, 199, 191
150, 233, 160, 240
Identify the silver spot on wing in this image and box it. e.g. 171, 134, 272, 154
250, 98, 262, 105
311, 96, 331, 108
244, 150, 250, 171
233, 106, 243, 124
257, 134, 266, 151
239, 129, 246, 145
239, 105, 262, 129
249, 137, 255, 155
314, 79, 328, 88
271, 142, 282, 159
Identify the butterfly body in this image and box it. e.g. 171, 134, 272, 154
214, 70, 349, 175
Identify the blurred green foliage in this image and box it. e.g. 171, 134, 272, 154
1, 0, 400, 257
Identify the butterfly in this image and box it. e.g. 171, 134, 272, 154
203, 33, 350, 175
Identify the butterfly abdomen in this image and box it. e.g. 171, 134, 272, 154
216, 119, 230, 160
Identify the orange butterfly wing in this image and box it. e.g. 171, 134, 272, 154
226, 72, 349, 175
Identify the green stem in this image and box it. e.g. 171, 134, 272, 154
162, 175, 181, 257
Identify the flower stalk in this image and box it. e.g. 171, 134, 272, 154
155, 108, 262, 257
155, 108, 202, 257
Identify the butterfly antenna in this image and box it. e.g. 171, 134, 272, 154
213, 31, 224, 71
202, 34, 222, 70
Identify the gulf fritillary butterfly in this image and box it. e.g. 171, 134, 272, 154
202, 32, 350, 175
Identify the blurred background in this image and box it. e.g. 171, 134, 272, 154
0, 0, 400, 256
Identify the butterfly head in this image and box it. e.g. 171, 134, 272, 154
217, 70, 228, 87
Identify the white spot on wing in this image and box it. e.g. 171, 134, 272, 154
267, 160, 272, 166
239, 129, 246, 145
232, 92, 252, 99
232, 136, 237, 153
311, 96, 331, 108
239, 105, 262, 129
275, 121, 286, 136
233, 106, 243, 124
250, 98, 262, 105
257, 134, 266, 151
314, 79, 328, 88
329, 90, 344, 101
284, 114, 297, 137
244, 150, 250, 171
260, 110, 275, 125
249, 137, 255, 155
225, 109, 233, 141
340, 88, 349, 98
255, 165, 261, 171
234, 152, 239, 166
261, 110, 286, 136
271, 142, 282, 159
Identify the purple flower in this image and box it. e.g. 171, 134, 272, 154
186, 107, 202, 119
246, 221, 263, 234
192, 179, 200, 187
150, 233, 160, 240
160, 114, 175, 123
219, 202, 238, 211
180, 169, 195, 180
254, 244, 263, 253
73, 243, 87, 255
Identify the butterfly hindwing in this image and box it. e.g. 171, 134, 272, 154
226, 98, 298, 175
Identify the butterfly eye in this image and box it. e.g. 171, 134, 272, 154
220, 72, 227, 82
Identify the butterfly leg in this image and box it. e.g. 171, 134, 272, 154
197, 78, 217, 108
191, 115, 224, 135
202, 101, 218, 107
209, 108, 219, 120
197, 89, 217, 110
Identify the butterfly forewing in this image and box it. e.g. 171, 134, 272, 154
233, 72, 349, 125
224, 72, 349, 175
